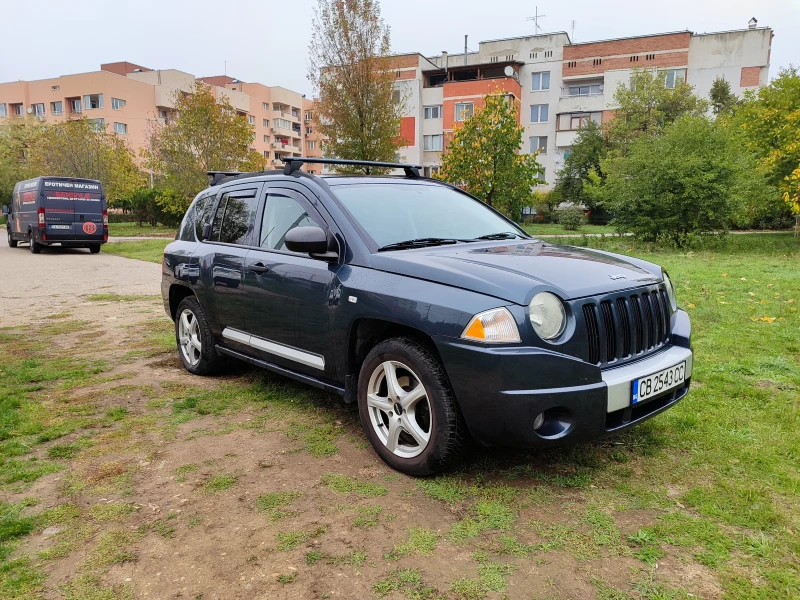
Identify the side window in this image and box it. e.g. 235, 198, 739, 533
194, 193, 215, 240
210, 191, 259, 245
259, 193, 320, 252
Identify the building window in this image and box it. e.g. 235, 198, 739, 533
646, 54, 655, 61
423, 134, 443, 151
111, 98, 126, 110
84, 94, 103, 109
531, 71, 550, 91
263, 150, 270, 158
307, 140, 316, 150
305, 111, 313, 121
69, 98, 82, 114
567, 61, 577, 68
568, 84, 602, 97
454, 102, 474, 121
248, 115, 255, 125
392, 90, 401, 104
12, 103, 24, 116
660, 69, 686, 89
630, 55, 640, 62
538, 168, 546, 183
530, 104, 549, 123
32, 103, 45, 118
530, 136, 547, 154
51, 85, 59, 91
274, 118, 292, 130
0, 104, 6, 118
570, 114, 591, 130
88, 118, 105, 131
592, 58, 602, 66
544, 50, 553, 58
423, 105, 443, 119
263, 102, 269, 111
51, 101, 63, 116
113, 122, 127, 134
263, 118, 269, 127
530, 52, 538, 59
263, 135, 269, 143
306, 127, 313, 135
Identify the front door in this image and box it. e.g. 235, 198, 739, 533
201, 184, 261, 351
243, 186, 338, 379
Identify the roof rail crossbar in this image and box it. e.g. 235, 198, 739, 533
281, 157, 421, 178
207, 171, 243, 186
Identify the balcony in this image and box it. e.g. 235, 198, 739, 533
555, 130, 580, 148
271, 125, 297, 138
272, 142, 301, 153
558, 92, 605, 113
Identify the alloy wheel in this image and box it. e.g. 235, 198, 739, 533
178, 308, 202, 366
366, 360, 432, 458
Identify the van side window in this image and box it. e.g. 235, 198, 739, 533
210, 191, 259, 245
193, 193, 215, 241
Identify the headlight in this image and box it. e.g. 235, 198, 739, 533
461, 307, 521, 343
529, 292, 566, 341
663, 271, 677, 311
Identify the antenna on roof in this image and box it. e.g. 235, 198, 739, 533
526, 6, 547, 35
571, 20, 576, 42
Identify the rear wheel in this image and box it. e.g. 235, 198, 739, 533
357, 338, 466, 476
89, 245, 101, 254
7, 230, 17, 248
175, 296, 224, 375
29, 236, 42, 254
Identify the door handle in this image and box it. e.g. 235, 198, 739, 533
248, 263, 269, 274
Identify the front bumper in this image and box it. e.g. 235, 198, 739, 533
436, 309, 692, 448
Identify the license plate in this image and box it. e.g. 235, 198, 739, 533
49, 224, 70, 230
632, 362, 686, 404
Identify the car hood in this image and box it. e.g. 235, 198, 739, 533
369, 240, 662, 305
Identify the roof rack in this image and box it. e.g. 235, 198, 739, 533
207, 171, 243, 186
281, 157, 421, 178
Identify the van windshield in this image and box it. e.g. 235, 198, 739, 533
331, 183, 526, 250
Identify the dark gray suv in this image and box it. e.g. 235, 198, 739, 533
161, 158, 692, 476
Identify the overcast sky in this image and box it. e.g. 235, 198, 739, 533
1, 0, 797, 96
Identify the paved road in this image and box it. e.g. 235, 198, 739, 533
0, 239, 162, 327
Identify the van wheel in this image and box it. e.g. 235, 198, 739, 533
29, 238, 42, 254
7, 230, 17, 248
89, 245, 101, 254
357, 338, 467, 476
175, 296, 224, 376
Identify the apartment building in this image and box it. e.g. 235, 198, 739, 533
0, 61, 312, 170
393, 20, 773, 186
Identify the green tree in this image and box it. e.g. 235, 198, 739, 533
0, 118, 45, 205
710, 76, 737, 116
588, 116, 768, 244
552, 120, 607, 211
606, 69, 709, 148
438, 92, 543, 218
307, 0, 404, 172
28, 118, 144, 206
146, 81, 265, 218
734, 66, 800, 214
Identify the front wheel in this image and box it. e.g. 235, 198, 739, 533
174, 296, 224, 375
7, 230, 17, 248
357, 338, 466, 476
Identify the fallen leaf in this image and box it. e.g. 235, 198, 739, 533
748, 292, 756, 296
687, 303, 696, 309
721, 273, 728, 277
739, 277, 747, 281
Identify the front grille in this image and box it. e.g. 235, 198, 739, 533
581, 286, 671, 366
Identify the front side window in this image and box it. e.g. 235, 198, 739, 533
210, 191, 259, 245
454, 103, 474, 121
530, 104, 549, 123
84, 94, 103, 109
423, 134, 443, 151
333, 183, 524, 249
51, 101, 62, 115
259, 193, 319, 252
424, 105, 442, 119
530, 136, 547, 154
531, 71, 550, 91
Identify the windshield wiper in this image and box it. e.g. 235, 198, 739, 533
472, 232, 526, 240
377, 237, 461, 252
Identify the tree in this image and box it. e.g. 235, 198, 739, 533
710, 76, 737, 116
606, 69, 708, 148
308, 0, 404, 172
146, 81, 265, 218
588, 116, 768, 244
28, 118, 144, 206
0, 118, 45, 205
734, 66, 800, 215
552, 120, 607, 211
438, 92, 543, 218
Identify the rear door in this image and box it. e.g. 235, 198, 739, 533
41, 179, 103, 241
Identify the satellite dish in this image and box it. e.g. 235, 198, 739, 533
26, 107, 33, 114
504, 66, 514, 77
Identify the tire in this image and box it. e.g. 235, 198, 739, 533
174, 296, 224, 376
29, 236, 42, 254
89, 245, 101, 254
357, 337, 466, 476
7, 229, 17, 248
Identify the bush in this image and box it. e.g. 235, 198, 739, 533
557, 205, 587, 230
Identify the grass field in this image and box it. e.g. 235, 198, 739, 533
107, 222, 176, 238
522, 223, 619, 235
103, 239, 171, 263
1, 233, 798, 598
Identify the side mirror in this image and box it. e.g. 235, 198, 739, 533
285, 226, 338, 260
1, 206, 8, 216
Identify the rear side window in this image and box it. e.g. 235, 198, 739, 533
210, 191, 259, 245
194, 193, 216, 240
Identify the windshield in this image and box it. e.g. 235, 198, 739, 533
332, 183, 526, 249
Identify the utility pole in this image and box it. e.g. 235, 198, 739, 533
526, 6, 547, 35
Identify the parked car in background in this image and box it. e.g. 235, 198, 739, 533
160, 158, 693, 476
3, 177, 108, 254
